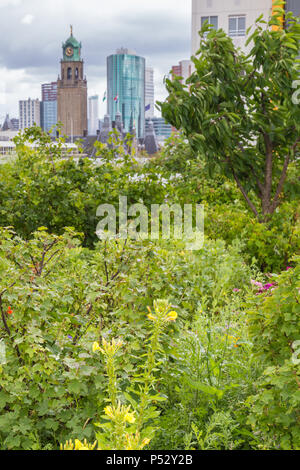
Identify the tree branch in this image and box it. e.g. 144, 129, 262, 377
269, 137, 300, 213
226, 157, 259, 218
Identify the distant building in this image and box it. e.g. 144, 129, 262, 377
11, 118, 19, 131
88, 95, 99, 135
0, 130, 19, 142
145, 67, 155, 119
144, 120, 159, 155
57, 26, 88, 138
172, 60, 193, 83
1, 114, 12, 131
42, 82, 57, 102
107, 48, 145, 139
146, 117, 172, 144
1, 114, 19, 132
191, 0, 274, 56
19, 98, 41, 130
41, 82, 57, 135
41, 101, 57, 135
99, 114, 112, 145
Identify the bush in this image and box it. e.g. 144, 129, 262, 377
247, 259, 300, 449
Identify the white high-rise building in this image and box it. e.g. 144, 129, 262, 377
19, 98, 40, 130
88, 95, 99, 135
191, 0, 273, 56
145, 67, 155, 119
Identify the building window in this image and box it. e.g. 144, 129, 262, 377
229, 15, 246, 37
201, 15, 218, 30
67, 67, 72, 79
201, 16, 218, 38
75, 67, 79, 79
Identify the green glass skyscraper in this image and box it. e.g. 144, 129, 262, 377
107, 48, 145, 139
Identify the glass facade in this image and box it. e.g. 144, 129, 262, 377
41, 100, 57, 135
107, 52, 145, 139
146, 117, 172, 143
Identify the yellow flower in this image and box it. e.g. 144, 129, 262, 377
141, 438, 151, 448
94, 337, 123, 356
147, 313, 157, 322
104, 405, 114, 420
104, 402, 136, 425
124, 433, 151, 450
124, 411, 136, 424
92, 341, 101, 353
60, 439, 98, 450
101, 337, 123, 356
165, 311, 178, 322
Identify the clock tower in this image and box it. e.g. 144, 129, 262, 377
57, 26, 88, 138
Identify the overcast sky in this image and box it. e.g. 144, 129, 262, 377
0, 0, 191, 122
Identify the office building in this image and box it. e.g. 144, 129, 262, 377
57, 26, 88, 137
11, 118, 19, 131
145, 67, 155, 119
42, 82, 57, 102
107, 48, 145, 139
88, 95, 99, 135
19, 98, 40, 130
146, 117, 172, 144
41, 82, 57, 135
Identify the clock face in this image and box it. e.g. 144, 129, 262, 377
66, 46, 74, 57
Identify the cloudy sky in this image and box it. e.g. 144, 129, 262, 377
0, 0, 191, 122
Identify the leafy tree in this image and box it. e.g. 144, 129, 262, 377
160, 5, 300, 220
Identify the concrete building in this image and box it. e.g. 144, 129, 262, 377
145, 67, 155, 119
0, 129, 19, 141
11, 118, 19, 131
144, 120, 159, 155
57, 27, 88, 138
191, 0, 274, 56
88, 95, 99, 135
19, 98, 40, 130
107, 48, 145, 139
172, 59, 193, 83
42, 82, 57, 102
286, 0, 300, 18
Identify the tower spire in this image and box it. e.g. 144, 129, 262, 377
70, 24, 73, 36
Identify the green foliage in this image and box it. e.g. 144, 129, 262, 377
246, 260, 300, 449
151, 298, 262, 450
0, 225, 251, 449
0, 93, 298, 449
159, 11, 300, 219
0, 128, 167, 248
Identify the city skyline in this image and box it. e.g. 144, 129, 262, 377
0, 0, 191, 121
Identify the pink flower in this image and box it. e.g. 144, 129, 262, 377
233, 288, 240, 293
263, 283, 275, 291
286, 267, 292, 270
251, 280, 263, 289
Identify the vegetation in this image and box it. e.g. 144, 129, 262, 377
0, 7, 299, 451
160, 6, 300, 220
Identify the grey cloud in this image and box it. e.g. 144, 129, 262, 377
0, 0, 191, 115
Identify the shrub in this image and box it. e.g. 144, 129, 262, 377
247, 258, 300, 449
